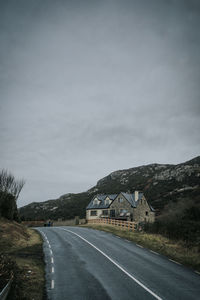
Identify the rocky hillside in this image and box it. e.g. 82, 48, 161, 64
19, 156, 200, 220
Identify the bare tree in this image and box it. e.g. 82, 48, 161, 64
0, 169, 25, 201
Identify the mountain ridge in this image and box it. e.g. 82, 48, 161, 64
19, 156, 200, 220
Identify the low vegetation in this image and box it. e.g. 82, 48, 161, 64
0, 170, 46, 299
0, 218, 46, 300
145, 196, 200, 247
82, 223, 200, 272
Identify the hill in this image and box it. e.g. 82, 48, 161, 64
19, 156, 200, 221
0, 218, 45, 299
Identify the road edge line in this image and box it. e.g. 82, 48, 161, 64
62, 229, 163, 300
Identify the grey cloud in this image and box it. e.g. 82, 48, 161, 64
0, 0, 199, 206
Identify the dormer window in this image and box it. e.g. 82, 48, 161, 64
105, 199, 110, 205
93, 198, 99, 205
118, 197, 123, 203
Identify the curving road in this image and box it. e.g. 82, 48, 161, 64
36, 226, 200, 300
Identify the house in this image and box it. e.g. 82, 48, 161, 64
86, 191, 155, 223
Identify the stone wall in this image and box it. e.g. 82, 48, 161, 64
109, 193, 133, 218
23, 218, 86, 227
133, 197, 155, 223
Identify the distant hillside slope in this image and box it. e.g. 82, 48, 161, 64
19, 156, 200, 220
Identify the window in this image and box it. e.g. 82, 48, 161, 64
90, 210, 97, 216
102, 210, 108, 216
145, 211, 148, 216
118, 197, 123, 203
120, 209, 127, 213
105, 199, 110, 205
110, 210, 115, 217
120, 209, 128, 216
93, 199, 98, 205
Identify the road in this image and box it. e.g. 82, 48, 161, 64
36, 226, 200, 300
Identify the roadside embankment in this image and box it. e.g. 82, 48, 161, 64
82, 223, 200, 272
0, 218, 46, 300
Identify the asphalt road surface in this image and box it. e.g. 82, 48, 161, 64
37, 226, 200, 300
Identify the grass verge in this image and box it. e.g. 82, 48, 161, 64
0, 218, 46, 300
82, 223, 200, 272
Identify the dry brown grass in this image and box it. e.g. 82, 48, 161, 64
0, 218, 46, 300
82, 223, 200, 271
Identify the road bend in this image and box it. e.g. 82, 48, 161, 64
36, 226, 200, 300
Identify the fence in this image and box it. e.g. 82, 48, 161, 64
87, 218, 137, 231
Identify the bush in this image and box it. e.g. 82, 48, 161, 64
0, 170, 25, 221
144, 202, 200, 247
0, 193, 16, 220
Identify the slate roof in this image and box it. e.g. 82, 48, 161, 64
86, 192, 155, 212
120, 192, 143, 208
86, 194, 118, 210
86, 192, 144, 210
149, 205, 155, 212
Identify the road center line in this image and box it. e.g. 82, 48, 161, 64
51, 257, 54, 264
52, 267, 54, 273
51, 280, 54, 289
62, 229, 162, 300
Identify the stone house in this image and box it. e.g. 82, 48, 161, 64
86, 191, 155, 223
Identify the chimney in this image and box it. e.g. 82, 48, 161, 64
134, 191, 139, 201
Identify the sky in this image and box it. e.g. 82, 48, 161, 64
0, 0, 200, 207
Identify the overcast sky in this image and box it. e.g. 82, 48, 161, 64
0, 0, 199, 207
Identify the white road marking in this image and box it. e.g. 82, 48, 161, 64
169, 259, 181, 265
150, 250, 159, 255
136, 244, 143, 248
52, 267, 54, 273
62, 229, 163, 300
50, 249, 53, 255
195, 270, 200, 275
117, 236, 121, 239
51, 280, 54, 289
125, 239, 131, 243
51, 257, 54, 264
